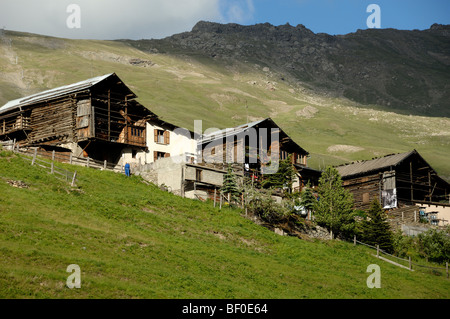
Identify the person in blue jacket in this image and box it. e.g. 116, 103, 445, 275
125, 163, 131, 177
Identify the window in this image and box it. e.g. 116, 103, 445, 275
153, 151, 170, 162
131, 127, 144, 137
154, 129, 170, 145
196, 169, 202, 181
132, 150, 137, 159
363, 193, 370, 204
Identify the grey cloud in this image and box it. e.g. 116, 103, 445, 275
0, 0, 222, 40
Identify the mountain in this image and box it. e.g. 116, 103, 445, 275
0, 25, 449, 181
122, 21, 450, 117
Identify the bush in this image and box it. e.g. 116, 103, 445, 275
244, 185, 291, 223
393, 227, 450, 265
417, 228, 450, 264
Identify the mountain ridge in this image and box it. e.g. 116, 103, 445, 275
123, 21, 450, 117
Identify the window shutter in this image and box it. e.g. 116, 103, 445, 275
153, 151, 158, 162
164, 131, 170, 145
154, 129, 158, 143
164, 152, 170, 158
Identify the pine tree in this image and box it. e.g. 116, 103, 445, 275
313, 166, 355, 239
300, 182, 316, 218
360, 199, 394, 253
261, 155, 295, 192
221, 164, 241, 201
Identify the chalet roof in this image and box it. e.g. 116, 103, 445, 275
0, 73, 134, 115
200, 117, 309, 155
201, 118, 266, 144
336, 150, 416, 178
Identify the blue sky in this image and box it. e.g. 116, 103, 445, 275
0, 0, 448, 39
242, 0, 450, 35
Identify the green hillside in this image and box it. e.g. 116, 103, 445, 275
0, 29, 449, 182
0, 150, 449, 298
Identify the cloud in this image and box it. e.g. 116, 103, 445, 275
220, 0, 255, 24
0, 0, 222, 40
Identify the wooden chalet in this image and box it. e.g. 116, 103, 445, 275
335, 150, 450, 211
199, 118, 321, 191
0, 73, 155, 164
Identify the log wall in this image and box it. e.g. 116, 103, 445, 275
28, 97, 76, 144
343, 173, 381, 211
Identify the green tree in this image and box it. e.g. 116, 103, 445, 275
261, 155, 296, 192
221, 164, 241, 202
313, 166, 355, 239
299, 182, 316, 219
360, 199, 394, 253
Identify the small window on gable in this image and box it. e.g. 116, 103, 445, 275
363, 193, 370, 204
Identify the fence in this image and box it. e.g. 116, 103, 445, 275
0, 139, 124, 172
353, 235, 449, 279
18, 147, 123, 172
1, 140, 78, 186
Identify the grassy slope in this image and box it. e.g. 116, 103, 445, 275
0, 151, 449, 299
0, 30, 449, 180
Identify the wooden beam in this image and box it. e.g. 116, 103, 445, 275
125, 96, 128, 144
108, 89, 111, 142
410, 161, 414, 201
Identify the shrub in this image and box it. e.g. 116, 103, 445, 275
244, 185, 291, 223
417, 228, 450, 264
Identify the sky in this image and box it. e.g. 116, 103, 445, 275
0, 0, 449, 40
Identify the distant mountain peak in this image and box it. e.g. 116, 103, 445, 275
127, 21, 450, 117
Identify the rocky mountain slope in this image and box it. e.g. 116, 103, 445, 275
123, 21, 450, 117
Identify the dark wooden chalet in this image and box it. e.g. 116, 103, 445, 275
199, 118, 321, 190
336, 150, 450, 211
0, 73, 155, 163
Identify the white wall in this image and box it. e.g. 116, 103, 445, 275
417, 203, 450, 226
145, 121, 197, 164
121, 147, 147, 171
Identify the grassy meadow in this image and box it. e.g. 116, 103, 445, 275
0, 150, 448, 299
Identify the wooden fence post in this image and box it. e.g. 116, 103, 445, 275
69, 152, 73, 165
71, 171, 77, 187
446, 262, 448, 279
409, 256, 412, 271
104, 160, 107, 170
376, 245, 379, 258
86, 158, 90, 168
354, 235, 356, 246
50, 162, 54, 174
214, 188, 216, 208
220, 191, 223, 209
52, 150, 55, 162
32, 148, 37, 165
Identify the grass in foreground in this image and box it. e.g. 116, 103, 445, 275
0, 152, 448, 298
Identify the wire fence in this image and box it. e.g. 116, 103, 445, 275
353, 235, 449, 279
